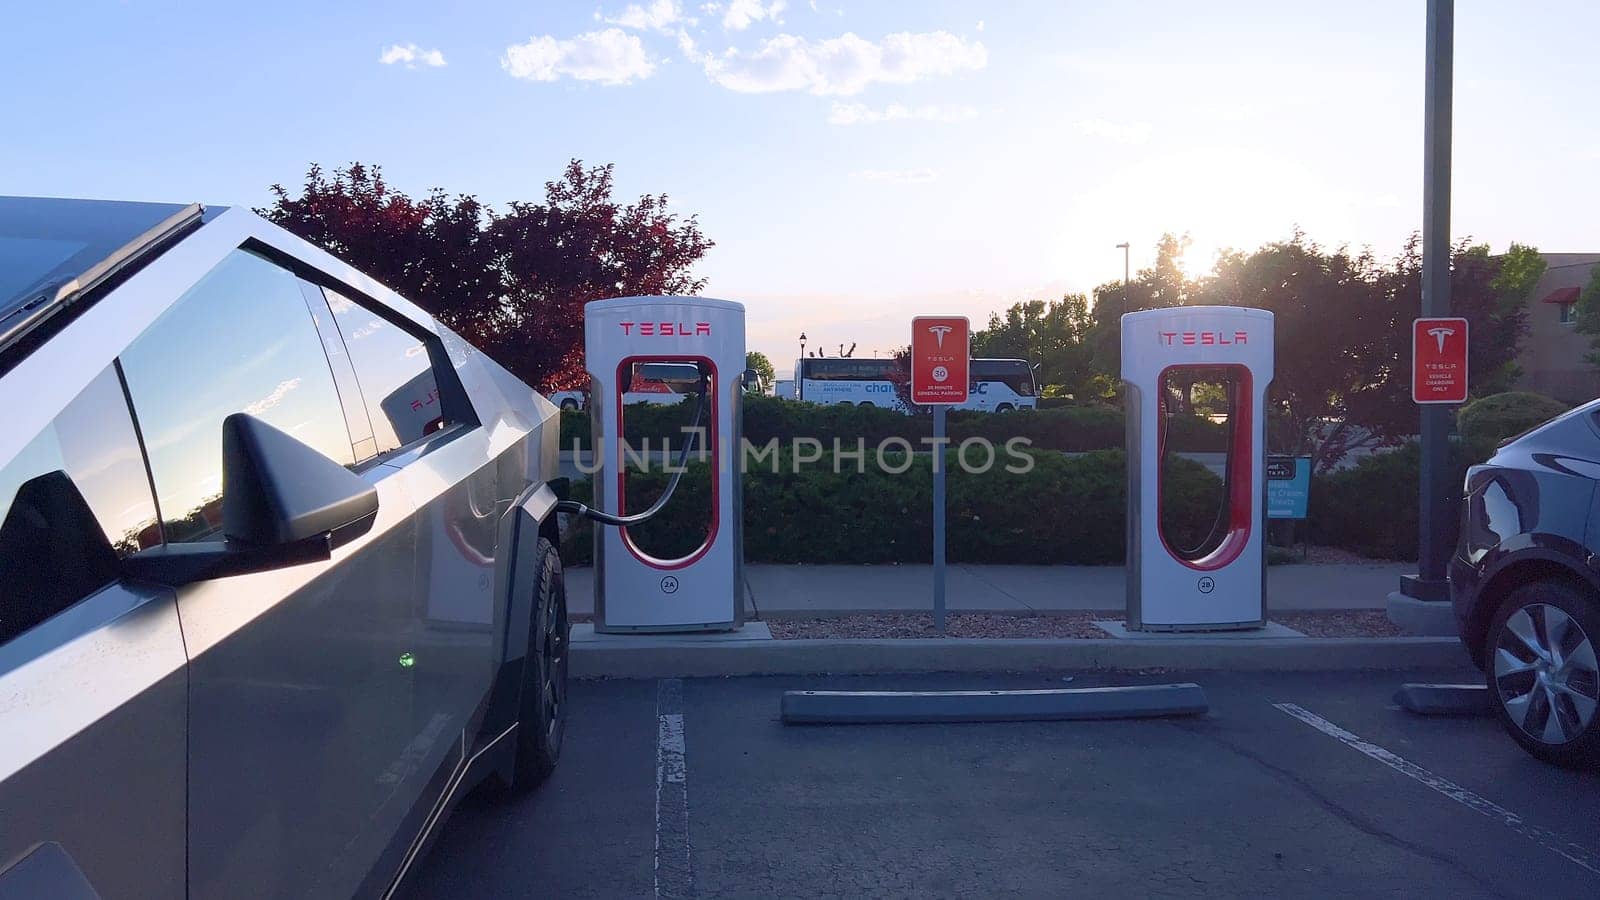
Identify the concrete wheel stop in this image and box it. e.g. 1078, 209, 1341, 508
1394, 682, 1492, 716
780, 682, 1209, 725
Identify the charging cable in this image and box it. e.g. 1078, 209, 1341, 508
555, 370, 710, 527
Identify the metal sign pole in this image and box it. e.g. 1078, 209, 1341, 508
1404, 0, 1455, 604
912, 315, 967, 636
933, 403, 947, 636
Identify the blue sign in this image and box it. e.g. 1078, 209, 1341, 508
1266, 455, 1311, 520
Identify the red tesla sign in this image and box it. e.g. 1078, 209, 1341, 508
911, 316, 970, 405
1412, 316, 1469, 404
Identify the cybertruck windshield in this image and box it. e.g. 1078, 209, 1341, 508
0, 197, 199, 349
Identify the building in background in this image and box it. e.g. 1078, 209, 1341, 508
1514, 254, 1600, 405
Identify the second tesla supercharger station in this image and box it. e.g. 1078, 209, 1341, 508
585, 295, 746, 633
1121, 306, 1274, 631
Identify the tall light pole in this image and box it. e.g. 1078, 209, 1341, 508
1115, 242, 1131, 307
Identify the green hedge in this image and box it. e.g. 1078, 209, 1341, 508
560, 395, 1226, 453
1306, 394, 1567, 562
562, 436, 1465, 565
1308, 443, 1475, 561
1457, 391, 1566, 461
561, 447, 1225, 566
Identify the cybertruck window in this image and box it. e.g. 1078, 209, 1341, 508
120, 249, 355, 543
320, 286, 451, 456
0, 367, 159, 647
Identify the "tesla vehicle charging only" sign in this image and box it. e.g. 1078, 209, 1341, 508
1412, 316, 1469, 404
911, 316, 970, 405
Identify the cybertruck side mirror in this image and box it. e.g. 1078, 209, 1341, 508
123, 414, 379, 586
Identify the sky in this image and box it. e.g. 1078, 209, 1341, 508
5, 1, 1598, 377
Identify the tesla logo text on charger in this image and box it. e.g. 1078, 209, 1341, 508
1158, 331, 1249, 346
618, 321, 712, 336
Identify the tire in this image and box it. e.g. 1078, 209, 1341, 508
1484, 579, 1600, 767
858, 401, 874, 408
507, 536, 570, 791
995, 403, 1014, 413
560, 399, 579, 411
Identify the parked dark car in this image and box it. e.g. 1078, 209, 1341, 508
1451, 401, 1600, 766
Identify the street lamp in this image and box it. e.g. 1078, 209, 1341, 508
1115, 242, 1130, 307
798, 332, 808, 401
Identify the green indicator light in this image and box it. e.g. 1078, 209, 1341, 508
398, 652, 415, 669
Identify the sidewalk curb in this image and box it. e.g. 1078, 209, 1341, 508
572, 636, 1471, 679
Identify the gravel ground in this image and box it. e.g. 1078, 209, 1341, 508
764, 609, 1408, 639
564, 545, 1405, 569
765, 612, 1110, 640
1271, 609, 1406, 638
1299, 538, 1414, 560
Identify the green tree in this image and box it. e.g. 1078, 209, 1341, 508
1199, 234, 1389, 467
971, 295, 1095, 398
1572, 264, 1600, 372
1081, 233, 1193, 398
979, 230, 1541, 470
1195, 234, 1540, 469
745, 350, 775, 388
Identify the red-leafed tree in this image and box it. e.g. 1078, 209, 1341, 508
261, 160, 713, 390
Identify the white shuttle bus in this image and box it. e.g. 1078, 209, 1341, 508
793, 357, 1038, 413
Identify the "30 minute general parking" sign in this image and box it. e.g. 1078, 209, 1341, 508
910, 316, 970, 405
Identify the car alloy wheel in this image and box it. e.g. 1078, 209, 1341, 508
1493, 602, 1599, 745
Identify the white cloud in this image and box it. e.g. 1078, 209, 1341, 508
852, 168, 938, 183
723, 0, 786, 30
828, 102, 977, 125
605, 0, 684, 32
701, 30, 987, 95
976, 20, 985, 32
380, 43, 446, 68
502, 29, 656, 85
676, 28, 700, 57
244, 378, 302, 417
1073, 118, 1152, 144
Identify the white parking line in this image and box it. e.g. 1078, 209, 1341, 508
655, 679, 694, 898
1274, 702, 1600, 877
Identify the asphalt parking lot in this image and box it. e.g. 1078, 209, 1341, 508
411, 668, 1600, 898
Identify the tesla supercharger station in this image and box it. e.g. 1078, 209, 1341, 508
1121, 306, 1274, 631
585, 296, 746, 633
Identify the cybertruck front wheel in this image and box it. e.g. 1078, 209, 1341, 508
506, 537, 570, 792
